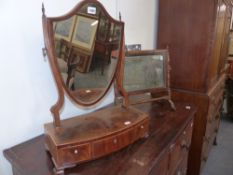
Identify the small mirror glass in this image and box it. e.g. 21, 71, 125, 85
52, 3, 123, 103
123, 50, 167, 93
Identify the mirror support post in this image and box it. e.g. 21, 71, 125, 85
167, 49, 176, 111
51, 107, 61, 128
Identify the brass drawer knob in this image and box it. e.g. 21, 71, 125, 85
74, 149, 79, 154
140, 125, 144, 129
177, 170, 182, 175
181, 140, 189, 150
113, 138, 117, 144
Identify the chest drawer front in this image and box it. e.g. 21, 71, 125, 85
201, 133, 216, 170
209, 89, 224, 114
149, 152, 169, 175
205, 106, 222, 141
60, 143, 91, 164
169, 121, 193, 174
181, 121, 193, 145
208, 75, 225, 117
92, 119, 149, 159
135, 119, 149, 138
173, 156, 188, 175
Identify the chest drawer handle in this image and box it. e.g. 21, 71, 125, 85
181, 140, 190, 151
203, 156, 207, 162
140, 125, 144, 129
74, 149, 79, 155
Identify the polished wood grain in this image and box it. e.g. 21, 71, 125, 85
158, 0, 217, 92
4, 102, 196, 175
44, 105, 149, 173
157, 0, 231, 174
45, 106, 148, 145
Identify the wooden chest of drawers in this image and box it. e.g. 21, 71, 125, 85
201, 74, 226, 169
169, 121, 193, 175
4, 102, 196, 175
150, 119, 194, 175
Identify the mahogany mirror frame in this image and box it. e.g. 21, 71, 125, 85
116, 49, 175, 110
42, 0, 125, 128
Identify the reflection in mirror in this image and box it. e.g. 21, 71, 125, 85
52, 3, 123, 103
123, 52, 165, 92
119, 50, 175, 110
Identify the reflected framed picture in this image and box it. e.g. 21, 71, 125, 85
97, 14, 109, 41
72, 15, 98, 51
54, 16, 76, 41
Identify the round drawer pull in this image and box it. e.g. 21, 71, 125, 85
140, 125, 144, 129
181, 140, 189, 150
113, 138, 117, 144
183, 131, 186, 135
74, 149, 79, 154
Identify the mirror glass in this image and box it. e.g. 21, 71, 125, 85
123, 51, 166, 92
52, 3, 123, 103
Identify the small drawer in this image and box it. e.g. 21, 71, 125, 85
173, 156, 188, 175
169, 142, 183, 174
92, 128, 136, 158
169, 121, 193, 174
180, 121, 193, 146
201, 135, 215, 170
149, 152, 169, 175
60, 143, 91, 164
205, 122, 213, 140
93, 136, 119, 158
135, 119, 149, 138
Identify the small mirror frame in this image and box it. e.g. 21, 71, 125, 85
42, 0, 125, 128
116, 49, 175, 110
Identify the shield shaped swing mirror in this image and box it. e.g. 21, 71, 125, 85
42, 0, 124, 126
42, 0, 150, 174
117, 50, 176, 110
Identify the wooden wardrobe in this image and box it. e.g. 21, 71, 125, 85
157, 0, 232, 174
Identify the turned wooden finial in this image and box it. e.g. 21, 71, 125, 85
119, 12, 122, 21
42, 3, 45, 16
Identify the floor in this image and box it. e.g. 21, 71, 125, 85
201, 115, 233, 175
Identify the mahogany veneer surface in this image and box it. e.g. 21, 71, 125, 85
44, 105, 147, 146
4, 102, 196, 175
